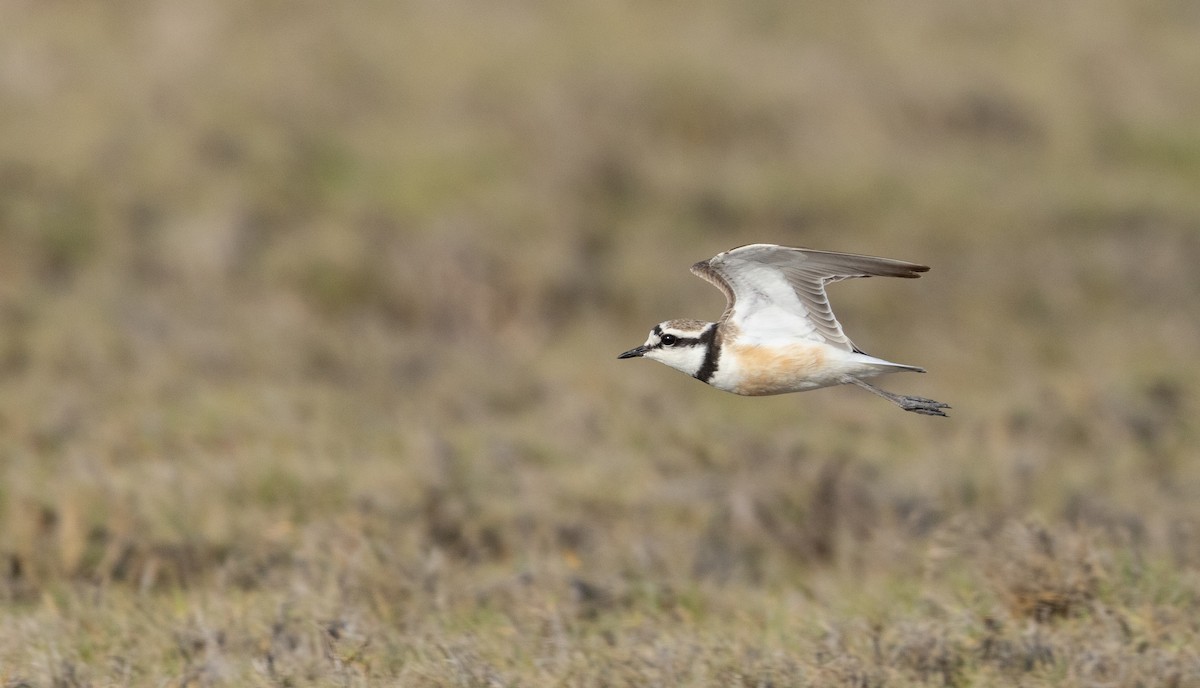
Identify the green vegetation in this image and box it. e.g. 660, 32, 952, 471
2, 0, 1199, 684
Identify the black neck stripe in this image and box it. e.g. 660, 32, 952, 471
694, 324, 720, 383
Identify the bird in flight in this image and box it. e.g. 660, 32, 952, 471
618, 244, 949, 416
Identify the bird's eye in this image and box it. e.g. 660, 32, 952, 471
660, 334, 677, 346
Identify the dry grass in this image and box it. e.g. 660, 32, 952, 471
2, 0, 1200, 685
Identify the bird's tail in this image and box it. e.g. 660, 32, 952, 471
848, 351, 926, 375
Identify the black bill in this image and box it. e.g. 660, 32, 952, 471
617, 345, 649, 359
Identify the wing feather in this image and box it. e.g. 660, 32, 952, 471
690, 244, 929, 351
689, 259, 737, 323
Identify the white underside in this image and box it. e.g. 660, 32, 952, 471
707, 344, 918, 396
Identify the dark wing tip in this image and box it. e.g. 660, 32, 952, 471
838, 259, 929, 279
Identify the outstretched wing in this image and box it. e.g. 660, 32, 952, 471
689, 244, 928, 351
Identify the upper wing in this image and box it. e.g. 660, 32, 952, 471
689, 244, 929, 351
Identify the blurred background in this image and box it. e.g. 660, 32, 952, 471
2, 0, 1199, 684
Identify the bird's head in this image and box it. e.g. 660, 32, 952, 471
618, 319, 715, 378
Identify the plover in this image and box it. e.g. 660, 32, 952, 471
618, 244, 949, 416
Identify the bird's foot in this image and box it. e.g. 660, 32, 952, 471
843, 377, 951, 417
896, 395, 951, 417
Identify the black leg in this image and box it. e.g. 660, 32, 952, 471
845, 378, 951, 417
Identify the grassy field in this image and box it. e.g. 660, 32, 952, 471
2, 0, 1200, 685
